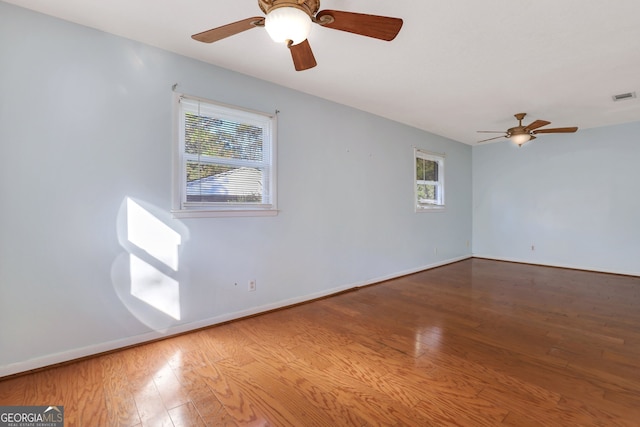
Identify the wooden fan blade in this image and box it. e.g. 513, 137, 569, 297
316, 10, 403, 41
288, 39, 317, 71
477, 135, 507, 143
533, 127, 578, 134
192, 17, 264, 43
524, 120, 551, 131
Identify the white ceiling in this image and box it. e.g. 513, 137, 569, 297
6, 0, 640, 144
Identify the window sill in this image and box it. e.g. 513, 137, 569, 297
416, 206, 446, 213
171, 208, 279, 219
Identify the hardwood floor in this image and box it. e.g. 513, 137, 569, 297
1, 258, 639, 426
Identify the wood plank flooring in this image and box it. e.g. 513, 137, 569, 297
1, 258, 639, 426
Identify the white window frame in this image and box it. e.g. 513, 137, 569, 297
414, 148, 445, 211
172, 93, 277, 218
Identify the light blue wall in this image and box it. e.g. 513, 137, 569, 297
0, 2, 472, 375
473, 122, 640, 275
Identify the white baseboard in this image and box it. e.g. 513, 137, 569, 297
0, 254, 471, 378
473, 254, 640, 277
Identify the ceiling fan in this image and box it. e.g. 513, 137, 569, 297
191, 0, 403, 71
478, 113, 578, 146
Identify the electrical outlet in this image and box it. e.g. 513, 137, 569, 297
434, 247, 438, 255
248, 279, 256, 292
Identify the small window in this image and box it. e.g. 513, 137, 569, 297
173, 95, 277, 218
415, 149, 445, 211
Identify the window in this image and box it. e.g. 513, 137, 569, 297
173, 94, 277, 218
415, 149, 445, 210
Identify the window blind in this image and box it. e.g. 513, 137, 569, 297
179, 97, 274, 207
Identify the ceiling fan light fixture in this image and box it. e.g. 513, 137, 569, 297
265, 7, 311, 45
510, 133, 531, 146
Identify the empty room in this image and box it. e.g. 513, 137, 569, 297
1, 0, 639, 425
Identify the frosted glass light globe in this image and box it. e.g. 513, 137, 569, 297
265, 7, 312, 45
510, 133, 531, 146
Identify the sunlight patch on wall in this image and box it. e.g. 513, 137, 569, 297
112, 197, 189, 331
126, 198, 182, 320
127, 198, 181, 271
129, 254, 181, 320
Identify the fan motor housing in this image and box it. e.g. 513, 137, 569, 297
507, 126, 527, 136
259, 0, 320, 16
